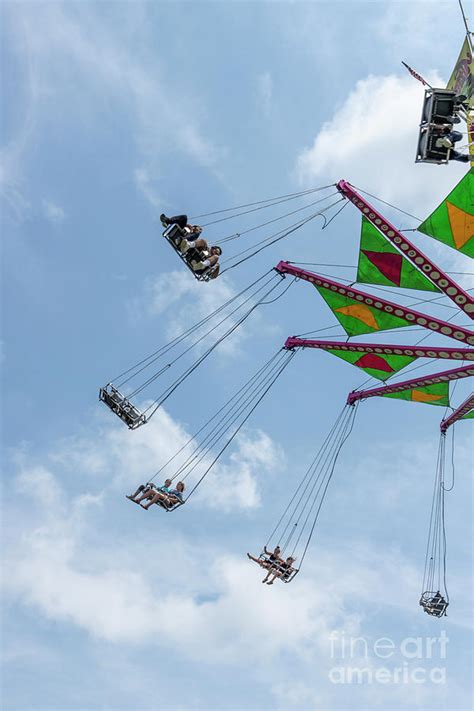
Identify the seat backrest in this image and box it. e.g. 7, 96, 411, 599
421, 88, 456, 124
185, 247, 203, 264
416, 126, 450, 163
187, 251, 211, 278
432, 92, 455, 122
166, 223, 186, 247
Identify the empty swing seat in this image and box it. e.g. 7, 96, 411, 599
162, 224, 212, 282
421, 88, 457, 124
419, 591, 449, 618
99, 384, 147, 429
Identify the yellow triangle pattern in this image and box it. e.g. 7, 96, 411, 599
411, 389, 445, 403
335, 304, 380, 330
446, 201, 474, 250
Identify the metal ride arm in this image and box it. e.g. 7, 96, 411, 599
440, 392, 474, 432
274, 261, 474, 346
335, 180, 474, 319
347, 364, 474, 405
284, 337, 474, 361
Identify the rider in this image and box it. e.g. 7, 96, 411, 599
430, 123, 470, 163
247, 546, 282, 569
140, 481, 185, 510
160, 213, 222, 278
262, 556, 296, 585
127, 479, 172, 504
187, 243, 222, 279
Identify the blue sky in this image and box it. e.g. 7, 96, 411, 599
1, 2, 473, 710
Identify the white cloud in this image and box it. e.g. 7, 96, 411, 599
271, 681, 329, 709
0, 164, 32, 222
0, 460, 383, 654
16, 466, 64, 509
295, 73, 468, 217
6, 449, 465, 711
44, 403, 281, 514
143, 269, 235, 321
2, 3, 224, 219
3, 413, 472, 711
203, 430, 283, 511
176, 124, 222, 169
0, 9, 38, 222
133, 167, 164, 211
42, 199, 65, 223
129, 269, 255, 358
370, 1, 459, 59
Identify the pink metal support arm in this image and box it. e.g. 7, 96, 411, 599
346, 364, 474, 406
440, 393, 474, 432
284, 337, 474, 361
336, 180, 474, 319
275, 261, 474, 346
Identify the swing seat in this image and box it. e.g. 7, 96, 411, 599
421, 88, 458, 124
415, 88, 462, 164
419, 591, 449, 617
257, 554, 299, 583
127, 483, 185, 512
152, 491, 185, 512
159, 498, 184, 512
99, 384, 147, 429
416, 128, 451, 164
148, 494, 185, 512
280, 566, 299, 583
162, 224, 212, 282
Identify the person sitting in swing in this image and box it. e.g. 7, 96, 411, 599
262, 556, 296, 585
247, 546, 282, 569
160, 213, 222, 279
430, 123, 470, 163
160, 213, 201, 233
127, 479, 172, 504
186, 243, 222, 279
140, 481, 185, 510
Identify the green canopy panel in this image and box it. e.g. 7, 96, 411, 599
418, 169, 474, 258
382, 381, 450, 407
315, 285, 412, 337
357, 218, 439, 292
322, 346, 416, 381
